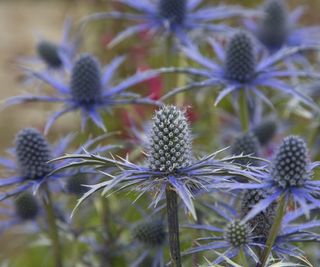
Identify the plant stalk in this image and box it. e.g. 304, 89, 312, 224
238, 248, 249, 267
239, 89, 250, 132
166, 186, 182, 267
43, 185, 63, 267
257, 196, 287, 267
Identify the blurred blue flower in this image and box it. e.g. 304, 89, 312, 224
81, 0, 257, 46
6, 53, 161, 133
19, 18, 79, 75
0, 128, 115, 200
162, 32, 320, 111
245, 0, 320, 53
217, 136, 320, 220
52, 106, 257, 219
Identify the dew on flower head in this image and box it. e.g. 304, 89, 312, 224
240, 189, 276, 238
158, 0, 187, 25
133, 220, 166, 247
36, 40, 63, 69
70, 54, 103, 106
258, 0, 289, 49
224, 220, 251, 247
15, 128, 53, 180
271, 136, 309, 188
14, 192, 39, 220
225, 32, 256, 83
231, 132, 259, 165
148, 105, 192, 172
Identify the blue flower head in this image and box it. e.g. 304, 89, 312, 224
162, 31, 320, 113
6, 53, 161, 133
245, 0, 320, 53
53, 105, 257, 219
81, 0, 257, 46
14, 192, 40, 221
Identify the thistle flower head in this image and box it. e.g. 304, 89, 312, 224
148, 106, 192, 172
241, 189, 276, 238
158, 0, 187, 25
66, 174, 88, 195
14, 192, 39, 220
70, 54, 102, 106
271, 136, 309, 188
258, 0, 289, 49
224, 220, 251, 247
225, 32, 255, 83
36, 40, 63, 69
231, 132, 259, 165
252, 120, 277, 145
15, 128, 53, 180
133, 220, 166, 247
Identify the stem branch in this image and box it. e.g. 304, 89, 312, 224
239, 89, 249, 132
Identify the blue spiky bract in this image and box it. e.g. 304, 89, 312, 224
258, 0, 289, 49
15, 128, 53, 180
14, 192, 39, 220
241, 189, 276, 238
36, 40, 63, 68
148, 106, 192, 172
70, 54, 102, 106
133, 220, 166, 247
224, 220, 251, 247
158, 0, 187, 25
231, 132, 259, 165
225, 32, 255, 83
271, 136, 309, 188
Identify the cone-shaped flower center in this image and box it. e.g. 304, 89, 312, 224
133, 220, 166, 247
66, 174, 89, 195
224, 220, 251, 247
15, 128, 53, 180
37, 40, 63, 68
271, 136, 309, 188
241, 189, 276, 238
14, 192, 39, 220
158, 0, 186, 25
231, 132, 259, 165
225, 32, 256, 83
252, 120, 277, 145
258, 0, 289, 49
70, 54, 103, 106
148, 106, 192, 172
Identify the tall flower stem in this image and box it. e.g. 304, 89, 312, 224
166, 185, 182, 267
239, 89, 249, 132
43, 185, 63, 267
257, 196, 287, 267
238, 248, 249, 267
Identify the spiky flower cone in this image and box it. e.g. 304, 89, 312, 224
148, 105, 192, 173
133, 220, 166, 247
224, 220, 251, 247
231, 132, 259, 165
225, 32, 255, 83
15, 128, 53, 180
252, 120, 277, 145
70, 54, 102, 106
37, 41, 63, 68
15, 192, 39, 220
158, 0, 187, 25
271, 136, 309, 188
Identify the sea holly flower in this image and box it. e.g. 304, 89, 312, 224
218, 136, 320, 220
161, 32, 320, 112
81, 0, 258, 46
52, 105, 257, 219
245, 0, 320, 53
0, 128, 115, 200
5, 53, 162, 133
20, 18, 79, 74
131, 219, 167, 267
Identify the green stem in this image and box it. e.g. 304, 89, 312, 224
166, 186, 182, 267
308, 123, 319, 148
239, 89, 249, 132
257, 196, 287, 267
43, 186, 63, 267
237, 248, 249, 267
